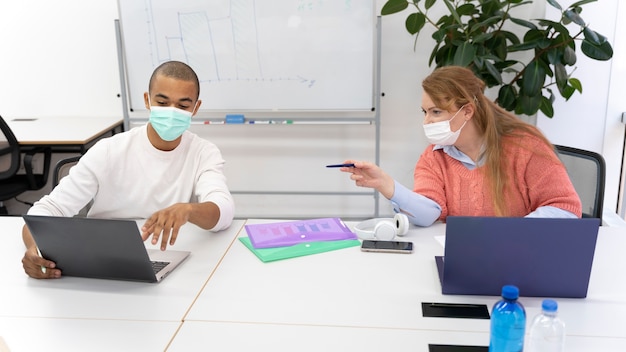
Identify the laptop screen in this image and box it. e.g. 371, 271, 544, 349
23, 215, 189, 282
438, 216, 600, 298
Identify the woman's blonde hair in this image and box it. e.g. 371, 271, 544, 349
422, 66, 555, 216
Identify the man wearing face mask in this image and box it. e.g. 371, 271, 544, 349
338, 66, 581, 227
21, 61, 235, 279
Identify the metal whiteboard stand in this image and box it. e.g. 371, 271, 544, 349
114, 19, 131, 133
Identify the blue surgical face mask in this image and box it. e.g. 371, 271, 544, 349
148, 104, 194, 142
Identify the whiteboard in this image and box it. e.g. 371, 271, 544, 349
117, 0, 376, 112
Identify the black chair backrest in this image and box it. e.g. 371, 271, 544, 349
554, 145, 606, 220
0, 115, 20, 180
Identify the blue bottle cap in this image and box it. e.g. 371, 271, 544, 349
501, 285, 519, 300
542, 299, 558, 312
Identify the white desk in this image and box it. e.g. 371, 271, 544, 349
178, 219, 626, 351
2, 217, 626, 351
167, 322, 626, 352
6, 116, 123, 153
0, 216, 245, 322
0, 318, 180, 352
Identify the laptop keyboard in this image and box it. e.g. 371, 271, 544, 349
151, 261, 170, 274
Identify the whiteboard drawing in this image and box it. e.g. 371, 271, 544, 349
119, 0, 375, 112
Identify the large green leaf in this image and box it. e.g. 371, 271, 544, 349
562, 85, 576, 100
563, 46, 576, 65
521, 61, 546, 97
472, 32, 495, 44
470, 15, 503, 33
406, 12, 427, 35
508, 41, 539, 52
453, 42, 476, 67
440, 23, 464, 40
494, 60, 519, 70
497, 84, 517, 111
485, 33, 508, 60
485, 60, 503, 84
539, 96, 555, 118
564, 9, 586, 27
545, 47, 560, 66
435, 44, 456, 67
473, 56, 485, 69
583, 27, 604, 45
548, 22, 571, 38
570, 0, 597, 8
581, 39, 613, 61
432, 27, 447, 42
523, 29, 552, 49
501, 30, 521, 46
481, 0, 502, 16
537, 19, 559, 27
518, 93, 542, 116
536, 19, 570, 37
546, 0, 562, 11
381, 0, 408, 15
443, 0, 462, 24
435, 15, 450, 27
569, 78, 583, 93
456, 3, 477, 16
509, 17, 538, 30
428, 42, 441, 66
554, 62, 568, 93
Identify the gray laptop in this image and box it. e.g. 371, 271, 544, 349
435, 216, 601, 298
23, 215, 190, 283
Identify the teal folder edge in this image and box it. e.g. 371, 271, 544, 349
239, 237, 360, 263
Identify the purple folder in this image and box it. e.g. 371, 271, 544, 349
245, 218, 358, 249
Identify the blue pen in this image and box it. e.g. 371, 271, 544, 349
326, 163, 356, 168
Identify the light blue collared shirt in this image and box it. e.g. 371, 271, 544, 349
389, 145, 577, 227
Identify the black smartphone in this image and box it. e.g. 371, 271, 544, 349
360, 240, 413, 254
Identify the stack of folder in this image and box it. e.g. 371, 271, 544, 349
239, 218, 360, 262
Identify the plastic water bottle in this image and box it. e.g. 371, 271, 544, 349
489, 285, 526, 352
526, 299, 566, 352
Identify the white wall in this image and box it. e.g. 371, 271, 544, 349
0, 0, 623, 220
608, 2, 626, 218
0, 1, 121, 118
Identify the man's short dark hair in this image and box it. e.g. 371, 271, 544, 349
149, 61, 200, 99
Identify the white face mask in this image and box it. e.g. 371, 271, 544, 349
422, 105, 467, 145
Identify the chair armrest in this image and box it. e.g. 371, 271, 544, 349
22, 146, 52, 189
52, 155, 82, 188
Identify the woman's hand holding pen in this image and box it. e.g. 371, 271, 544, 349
339, 160, 395, 199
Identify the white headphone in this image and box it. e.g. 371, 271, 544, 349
354, 213, 410, 241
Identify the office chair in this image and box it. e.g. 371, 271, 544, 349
52, 155, 82, 188
554, 145, 605, 221
0, 115, 52, 215
52, 155, 92, 217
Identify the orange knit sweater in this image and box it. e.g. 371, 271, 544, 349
413, 134, 582, 221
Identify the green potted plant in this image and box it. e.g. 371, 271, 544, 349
381, 0, 613, 117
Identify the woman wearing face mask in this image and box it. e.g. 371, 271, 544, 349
340, 66, 581, 227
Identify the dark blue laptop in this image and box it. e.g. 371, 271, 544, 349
436, 216, 601, 298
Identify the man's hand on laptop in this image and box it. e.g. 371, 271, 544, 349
22, 246, 61, 279
141, 203, 192, 251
